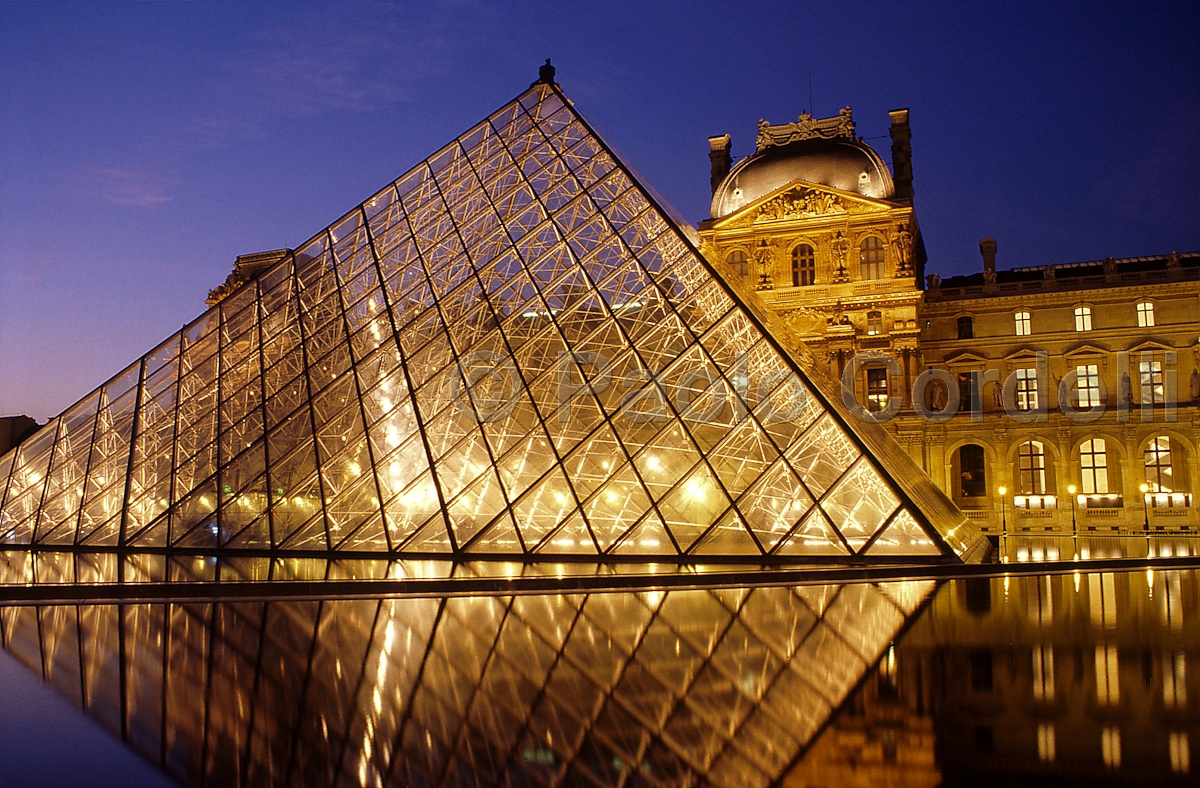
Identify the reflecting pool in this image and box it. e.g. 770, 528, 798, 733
0, 566, 1196, 786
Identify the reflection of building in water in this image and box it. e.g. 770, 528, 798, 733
784, 641, 941, 788
700, 109, 1200, 545
796, 570, 1197, 785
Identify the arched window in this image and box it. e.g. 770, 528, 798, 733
957, 444, 986, 498
726, 250, 748, 279
1079, 438, 1109, 495
792, 243, 815, 286
1018, 440, 1047, 495
1144, 436, 1174, 492
1014, 311, 1032, 336
859, 236, 885, 279
867, 310, 883, 335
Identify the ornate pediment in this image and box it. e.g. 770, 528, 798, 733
756, 108, 855, 151
751, 184, 889, 224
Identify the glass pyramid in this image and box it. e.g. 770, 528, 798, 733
0, 79, 981, 563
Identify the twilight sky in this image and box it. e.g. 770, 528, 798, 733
1, 0, 1198, 424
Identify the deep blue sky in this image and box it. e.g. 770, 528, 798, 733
1, 0, 1198, 425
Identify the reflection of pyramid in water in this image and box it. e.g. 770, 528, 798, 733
0, 577, 936, 787
0, 79, 981, 561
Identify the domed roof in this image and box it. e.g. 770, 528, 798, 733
711, 137, 895, 219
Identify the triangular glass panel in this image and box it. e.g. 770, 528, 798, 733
863, 510, 943, 557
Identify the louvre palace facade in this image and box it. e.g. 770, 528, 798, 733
698, 109, 1200, 555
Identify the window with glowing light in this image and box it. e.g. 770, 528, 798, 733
1137, 301, 1155, 327
1015, 367, 1039, 411
1074, 364, 1102, 408
866, 367, 889, 412
1074, 305, 1093, 331
1140, 358, 1164, 404
1144, 436, 1174, 493
1079, 438, 1109, 495
1014, 310, 1031, 336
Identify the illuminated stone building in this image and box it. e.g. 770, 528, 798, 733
699, 110, 1200, 551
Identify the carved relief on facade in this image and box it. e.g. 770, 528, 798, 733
755, 187, 847, 223
781, 307, 829, 336
755, 107, 855, 151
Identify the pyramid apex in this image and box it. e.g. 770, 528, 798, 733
534, 58, 556, 86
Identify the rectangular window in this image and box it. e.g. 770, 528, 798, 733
793, 244, 816, 286
1015, 311, 1031, 336
1080, 438, 1109, 495
867, 311, 883, 336
1140, 359, 1164, 404
866, 367, 889, 412
1075, 305, 1093, 331
957, 316, 974, 339
1137, 301, 1155, 327
1075, 364, 1102, 407
1015, 367, 1039, 411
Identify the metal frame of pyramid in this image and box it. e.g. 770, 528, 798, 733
0, 77, 985, 565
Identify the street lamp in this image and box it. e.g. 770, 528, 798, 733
1067, 483, 1078, 560
997, 485, 1008, 563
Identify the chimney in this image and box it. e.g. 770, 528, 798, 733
708, 134, 731, 195
888, 109, 913, 202
979, 238, 997, 274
